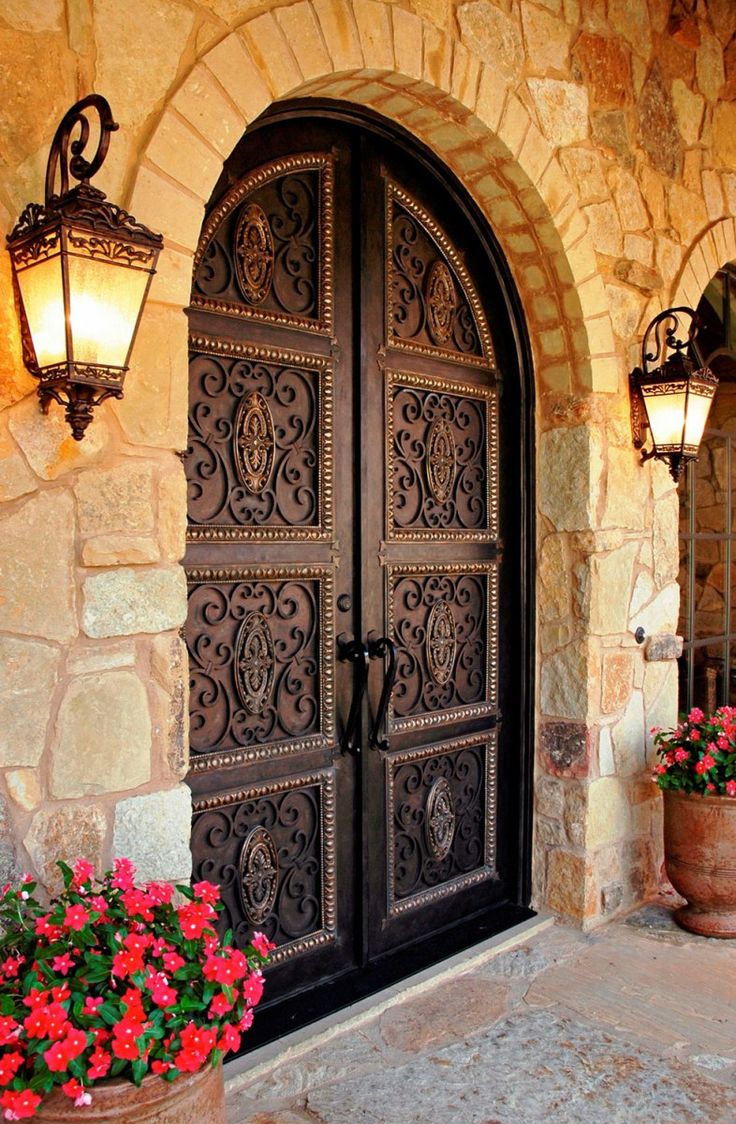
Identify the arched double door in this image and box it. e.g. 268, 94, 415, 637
184, 107, 533, 1047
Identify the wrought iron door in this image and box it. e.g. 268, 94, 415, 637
184, 112, 530, 1034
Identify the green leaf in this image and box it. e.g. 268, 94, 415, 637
132, 1059, 148, 1086
57, 860, 74, 890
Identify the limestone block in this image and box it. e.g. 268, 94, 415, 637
521, 4, 570, 74
644, 661, 678, 758
82, 566, 187, 639
50, 671, 151, 798
0, 491, 76, 642
275, 3, 333, 83
630, 570, 655, 618
535, 776, 565, 820
112, 305, 188, 451
591, 109, 632, 165
146, 109, 222, 202
606, 285, 643, 342
540, 641, 591, 721
0, 637, 60, 767
539, 425, 603, 532
608, 167, 648, 232
623, 234, 653, 266
67, 640, 136, 675
8, 393, 110, 480
149, 633, 189, 778
539, 720, 590, 778
583, 201, 623, 256
644, 633, 682, 662
112, 786, 192, 883
671, 79, 705, 146
611, 690, 646, 775
457, 2, 522, 80
94, 0, 194, 128
538, 534, 570, 625
546, 849, 593, 920
5, 769, 41, 811
0, 796, 20, 887
563, 785, 586, 847
392, 7, 423, 81
148, 247, 195, 308
129, 167, 205, 254
613, 258, 663, 294
629, 581, 679, 637
75, 461, 155, 538
312, 0, 364, 71
528, 79, 589, 146
25, 803, 107, 894
2, 0, 63, 31
571, 32, 631, 108
696, 31, 726, 102
652, 494, 679, 587
602, 448, 649, 531
668, 183, 708, 247
608, 0, 651, 55
598, 726, 615, 776
559, 148, 607, 202
601, 651, 634, 714
712, 103, 736, 170
701, 171, 724, 222
589, 542, 639, 635
0, 421, 36, 502
586, 776, 631, 848
158, 462, 187, 562
638, 63, 682, 179
82, 536, 160, 566
240, 13, 302, 97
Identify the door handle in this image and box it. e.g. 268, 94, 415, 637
367, 635, 398, 750
337, 635, 370, 754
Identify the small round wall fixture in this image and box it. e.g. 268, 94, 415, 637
629, 306, 718, 482
6, 95, 163, 439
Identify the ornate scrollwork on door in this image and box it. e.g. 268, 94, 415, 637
235, 612, 275, 714
385, 181, 494, 367
426, 599, 456, 686
239, 825, 279, 923
425, 777, 455, 860
186, 565, 334, 770
191, 154, 334, 334
187, 338, 333, 542
385, 371, 498, 541
191, 769, 337, 964
387, 562, 498, 732
386, 733, 497, 916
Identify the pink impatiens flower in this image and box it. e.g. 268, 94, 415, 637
726, 780, 736, 797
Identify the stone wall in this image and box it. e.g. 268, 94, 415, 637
0, 0, 734, 921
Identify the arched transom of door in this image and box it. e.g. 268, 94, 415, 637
182, 110, 529, 1032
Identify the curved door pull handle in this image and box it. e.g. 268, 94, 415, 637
367, 635, 398, 750
337, 636, 370, 754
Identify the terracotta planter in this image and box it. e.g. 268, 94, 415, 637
35, 1061, 225, 1123
663, 789, 736, 938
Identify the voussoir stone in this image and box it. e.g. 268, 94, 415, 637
82, 565, 187, 638
0, 491, 76, 642
50, 670, 151, 798
0, 636, 60, 767
112, 785, 192, 883
25, 803, 107, 894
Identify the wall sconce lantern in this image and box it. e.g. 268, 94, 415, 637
6, 95, 163, 440
630, 306, 718, 482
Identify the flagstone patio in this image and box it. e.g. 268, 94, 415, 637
225, 898, 736, 1123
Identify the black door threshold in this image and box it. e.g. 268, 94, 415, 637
237, 902, 535, 1056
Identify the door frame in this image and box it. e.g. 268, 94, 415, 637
191, 98, 537, 1051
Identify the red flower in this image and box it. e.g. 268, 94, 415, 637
61, 1079, 91, 1107
209, 992, 234, 1018
111, 858, 136, 891
87, 1047, 111, 1080
111, 1017, 146, 1061
0, 1018, 19, 1047
71, 859, 95, 888
674, 748, 690, 763
44, 1028, 87, 1072
83, 997, 103, 1018
177, 901, 216, 940
0, 1088, 42, 1119
145, 882, 174, 906
192, 880, 220, 905
0, 1051, 24, 1087
24, 1002, 69, 1041
0, 957, 23, 980
63, 904, 90, 931
51, 952, 76, 976
162, 951, 185, 974
726, 780, 736, 797
691, 730, 701, 741
120, 889, 154, 923
251, 932, 276, 958
242, 971, 264, 1008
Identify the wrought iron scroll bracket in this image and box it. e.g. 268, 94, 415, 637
367, 634, 398, 751
337, 635, 370, 755
44, 95, 118, 205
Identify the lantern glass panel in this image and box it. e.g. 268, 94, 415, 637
641, 380, 687, 451
66, 249, 150, 369
683, 382, 716, 454
15, 252, 65, 369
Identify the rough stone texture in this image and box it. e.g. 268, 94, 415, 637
539, 721, 589, 778
521, 4, 570, 75
601, 651, 633, 714
630, 581, 680, 637
0, 491, 76, 642
528, 78, 589, 145
546, 850, 592, 919
457, 2, 522, 79
150, 633, 189, 777
538, 534, 570, 622
572, 32, 631, 108
589, 542, 639, 634
379, 975, 509, 1052
157, 462, 187, 562
75, 461, 155, 537
0, 637, 60, 767
0, 795, 21, 886
24, 803, 107, 894
540, 641, 592, 721
598, 725, 615, 775
610, 690, 646, 775
0, 422, 36, 502
66, 640, 136, 675
82, 566, 187, 638
112, 785, 192, 883
603, 448, 649, 529
712, 102, 736, 170
672, 78, 705, 145
82, 535, 160, 566
50, 671, 152, 798
638, 62, 682, 178
539, 426, 603, 532
5, 769, 41, 811
591, 109, 632, 163
7, 394, 109, 480
645, 633, 683, 661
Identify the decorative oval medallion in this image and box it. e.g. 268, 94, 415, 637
239, 825, 279, 925
426, 417, 456, 505
426, 260, 456, 345
235, 202, 274, 304
426, 599, 456, 686
425, 777, 455, 861
235, 391, 275, 495
235, 611, 275, 714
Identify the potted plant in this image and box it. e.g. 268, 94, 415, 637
0, 857, 273, 1119
653, 705, 736, 938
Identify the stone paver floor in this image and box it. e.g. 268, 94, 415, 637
226, 898, 736, 1123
